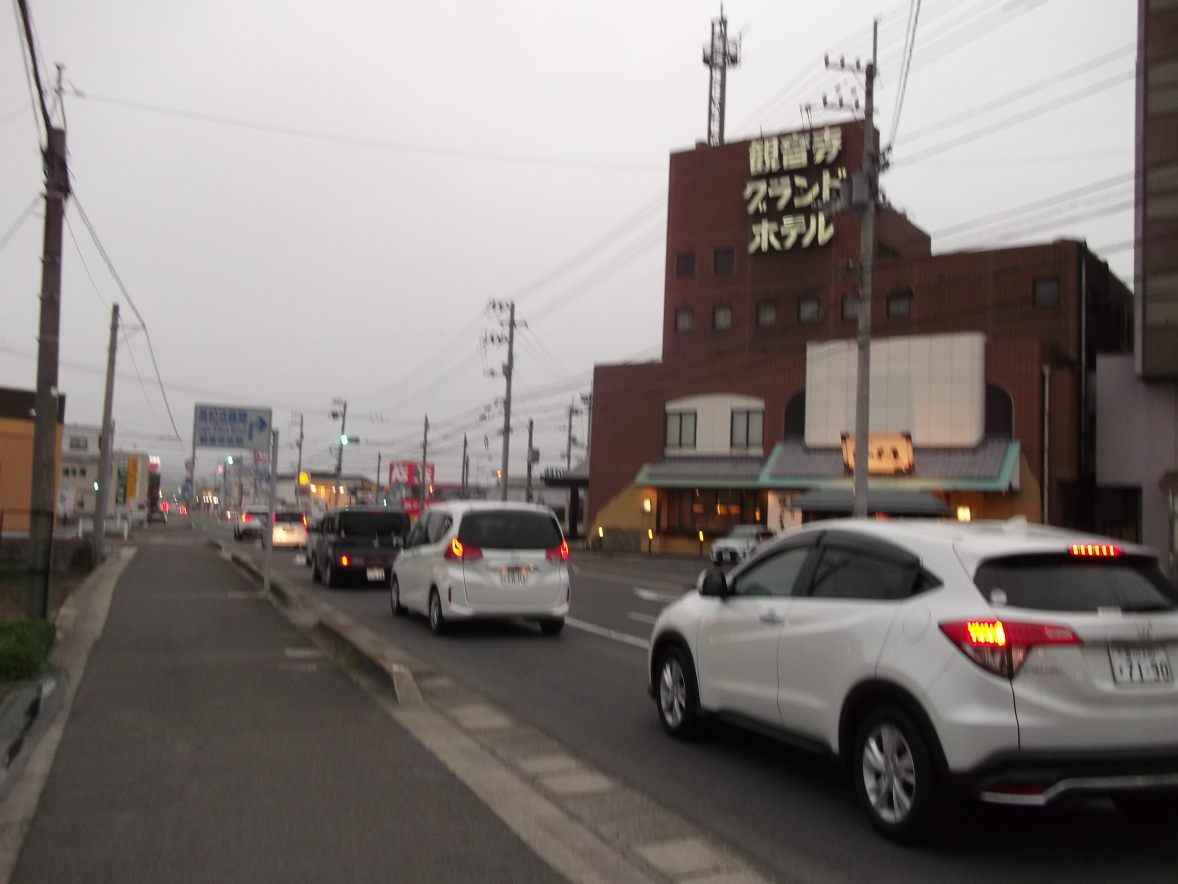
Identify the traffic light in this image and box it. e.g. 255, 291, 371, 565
340, 434, 349, 445
227, 456, 234, 465
92, 481, 99, 491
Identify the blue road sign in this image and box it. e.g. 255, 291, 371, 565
193, 404, 273, 450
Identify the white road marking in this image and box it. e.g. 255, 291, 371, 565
626, 612, 658, 625
634, 587, 681, 603
565, 617, 650, 649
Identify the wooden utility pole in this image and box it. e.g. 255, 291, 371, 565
18, 5, 69, 618
419, 415, 429, 515
525, 418, 534, 503
92, 303, 119, 563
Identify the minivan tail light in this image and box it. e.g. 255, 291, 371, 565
445, 537, 482, 560
546, 540, 570, 562
940, 620, 1081, 678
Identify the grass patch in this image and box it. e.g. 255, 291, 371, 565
0, 620, 56, 681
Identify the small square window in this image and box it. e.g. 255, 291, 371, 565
842, 294, 860, 322
675, 308, 694, 332
798, 297, 820, 324
713, 248, 735, 275
666, 411, 697, 448
713, 305, 733, 331
756, 300, 777, 327
1033, 276, 1060, 307
676, 252, 696, 277
887, 289, 912, 318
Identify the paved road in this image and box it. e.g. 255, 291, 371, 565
14, 532, 560, 884
205, 517, 1178, 884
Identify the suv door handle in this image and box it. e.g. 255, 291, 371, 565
759, 611, 783, 624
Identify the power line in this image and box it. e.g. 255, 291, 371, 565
0, 195, 39, 253
11, 0, 47, 143
70, 193, 183, 441
0, 103, 28, 125
887, 0, 922, 147
63, 213, 109, 308
68, 89, 658, 174
529, 228, 664, 322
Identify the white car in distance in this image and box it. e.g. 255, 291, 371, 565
711, 525, 774, 564
391, 502, 570, 636
649, 519, 1178, 841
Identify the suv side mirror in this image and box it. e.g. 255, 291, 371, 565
699, 568, 729, 598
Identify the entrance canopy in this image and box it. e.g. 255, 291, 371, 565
793, 489, 950, 517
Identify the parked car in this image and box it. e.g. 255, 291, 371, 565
648, 519, 1178, 842
711, 525, 775, 564
303, 514, 325, 565
310, 507, 411, 588
233, 505, 269, 541
127, 502, 149, 527
272, 509, 307, 549
391, 502, 570, 636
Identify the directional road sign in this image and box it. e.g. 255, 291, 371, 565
193, 404, 273, 450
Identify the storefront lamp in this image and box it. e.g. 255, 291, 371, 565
642, 498, 652, 513
598, 526, 604, 538
956, 506, 972, 522
647, 528, 653, 540
298, 471, 309, 485
698, 530, 705, 542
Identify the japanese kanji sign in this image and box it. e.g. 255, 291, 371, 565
388, 461, 436, 487
744, 126, 847, 255
193, 404, 272, 449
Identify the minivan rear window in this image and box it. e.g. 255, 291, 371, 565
973, 554, 1178, 613
457, 512, 563, 550
339, 512, 410, 537
275, 511, 304, 523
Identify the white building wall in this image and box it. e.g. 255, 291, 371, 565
805, 333, 985, 447
665, 394, 766, 456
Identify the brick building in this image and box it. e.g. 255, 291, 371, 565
587, 121, 1133, 554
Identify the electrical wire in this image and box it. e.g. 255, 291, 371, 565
119, 320, 171, 435
69, 193, 184, 441
68, 89, 657, 174
0, 103, 28, 125
64, 212, 109, 308
0, 195, 39, 254
11, 0, 46, 144
887, 0, 922, 147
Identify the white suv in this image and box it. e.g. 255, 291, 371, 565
648, 519, 1178, 841
391, 502, 570, 636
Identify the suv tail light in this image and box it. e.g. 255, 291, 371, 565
940, 620, 1081, 678
302, 514, 307, 527
445, 537, 482, 560
242, 514, 252, 522
546, 540, 570, 562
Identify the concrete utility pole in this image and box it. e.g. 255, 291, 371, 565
21, 23, 69, 618
829, 20, 879, 519
702, 7, 741, 146
461, 434, 468, 498
375, 451, 381, 503
263, 429, 278, 595
291, 412, 304, 504
419, 415, 429, 515
525, 418, 535, 503
565, 400, 583, 470
92, 303, 119, 563
331, 398, 346, 509
485, 301, 516, 502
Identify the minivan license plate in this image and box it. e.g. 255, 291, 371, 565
367, 567, 385, 581
1109, 645, 1173, 685
501, 567, 527, 586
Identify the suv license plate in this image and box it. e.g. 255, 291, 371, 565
366, 567, 385, 581
501, 568, 528, 586
1109, 645, 1173, 685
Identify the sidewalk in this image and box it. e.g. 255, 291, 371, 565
8, 541, 560, 883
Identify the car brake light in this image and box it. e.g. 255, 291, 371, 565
546, 540, 570, 561
272, 512, 277, 523
340, 555, 349, 567
940, 620, 1081, 678
242, 514, 252, 522
445, 537, 482, 560
1070, 543, 1121, 557
302, 515, 307, 527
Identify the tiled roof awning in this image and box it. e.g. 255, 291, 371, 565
794, 489, 951, 516
635, 457, 765, 489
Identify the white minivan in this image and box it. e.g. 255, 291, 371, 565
391, 502, 570, 636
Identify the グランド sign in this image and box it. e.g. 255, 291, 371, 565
744, 126, 847, 254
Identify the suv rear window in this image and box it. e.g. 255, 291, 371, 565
339, 512, 410, 537
275, 511, 304, 523
973, 554, 1178, 613
457, 512, 563, 550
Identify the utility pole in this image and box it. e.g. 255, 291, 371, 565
828, 20, 879, 519
419, 415, 429, 515
702, 7, 741, 146
375, 451, 381, 504
291, 412, 304, 504
525, 418, 535, 503
484, 301, 516, 502
564, 399, 583, 470
331, 398, 346, 509
92, 304, 119, 563
461, 434, 469, 499
20, 16, 69, 618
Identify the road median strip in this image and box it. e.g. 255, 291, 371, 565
222, 542, 780, 884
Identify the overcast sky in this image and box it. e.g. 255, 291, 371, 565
0, 0, 1136, 493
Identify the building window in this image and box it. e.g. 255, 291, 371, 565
887, 289, 912, 318
68, 436, 88, 451
675, 308, 694, 332
713, 305, 733, 331
784, 391, 806, 438
659, 488, 766, 536
62, 467, 69, 478
676, 252, 696, 277
798, 296, 820, 324
80, 467, 87, 477
666, 411, 697, 449
1033, 276, 1060, 308
713, 248, 735, 275
985, 383, 1014, 439
842, 293, 859, 322
731, 410, 764, 448
756, 300, 777, 327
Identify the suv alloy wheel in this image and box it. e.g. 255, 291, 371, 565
429, 590, 447, 635
853, 706, 944, 842
656, 646, 700, 738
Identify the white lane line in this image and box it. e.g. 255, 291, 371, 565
626, 612, 658, 625
565, 617, 650, 650
634, 587, 682, 603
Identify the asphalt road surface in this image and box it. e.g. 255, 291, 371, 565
202, 516, 1178, 884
